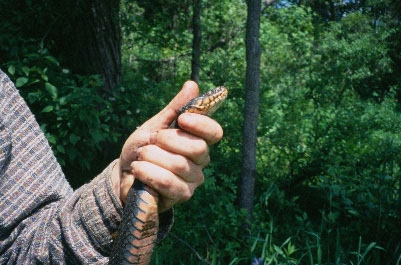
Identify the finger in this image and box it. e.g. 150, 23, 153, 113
150, 129, 210, 166
177, 113, 224, 145
140, 81, 199, 131
136, 145, 204, 183
120, 81, 200, 170
132, 161, 203, 212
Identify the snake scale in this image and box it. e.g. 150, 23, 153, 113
109, 86, 228, 265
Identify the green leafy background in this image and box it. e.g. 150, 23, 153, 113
1, 0, 401, 264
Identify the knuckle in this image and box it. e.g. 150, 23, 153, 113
158, 174, 174, 190
174, 160, 189, 175
181, 187, 194, 202
136, 145, 156, 161
202, 155, 211, 167
198, 172, 205, 185
191, 140, 208, 157
193, 168, 205, 185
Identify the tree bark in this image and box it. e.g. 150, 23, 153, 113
238, 0, 262, 223
52, 0, 122, 93
191, 0, 202, 83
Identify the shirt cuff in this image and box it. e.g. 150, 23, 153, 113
78, 160, 122, 255
78, 160, 174, 255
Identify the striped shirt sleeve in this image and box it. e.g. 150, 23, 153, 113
0, 69, 174, 264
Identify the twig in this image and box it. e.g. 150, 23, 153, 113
169, 232, 211, 264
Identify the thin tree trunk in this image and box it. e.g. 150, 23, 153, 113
191, 0, 201, 83
238, 0, 262, 224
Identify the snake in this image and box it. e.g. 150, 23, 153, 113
109, 86, 228, 265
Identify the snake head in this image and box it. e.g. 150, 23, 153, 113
177, 86, 228, 117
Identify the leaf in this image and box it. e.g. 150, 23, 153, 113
45, 133, 57, 145
58, 96, 68, 106
27, 92, 41, 104
91, 130, 105, 144
273, 244, 284, 255
45, 55, 60, 66
286, 241, 297, 256
15, 77, 29, 87
41, 73, 49, 82
56, 145, 65, 154
69, 134, 81, 145
42, 105, 54, 113
45, 82, 58, 99
8, 65, 15, 75
22, 66, 30, 76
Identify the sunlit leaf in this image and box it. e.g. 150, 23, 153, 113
15, 77, 29, 87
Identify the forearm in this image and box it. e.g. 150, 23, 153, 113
57, 162, 122, 262
0, 69, 174, 264
1, 160, 173, 265
0, 69, 119, 264
0, 162, 120, 264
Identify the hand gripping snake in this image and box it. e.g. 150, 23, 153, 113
109, 86, 228, 265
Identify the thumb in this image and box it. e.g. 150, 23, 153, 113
120, 81, 199, 170
140, 81, 199, 131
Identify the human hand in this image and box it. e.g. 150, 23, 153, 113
110, 81, 223, 213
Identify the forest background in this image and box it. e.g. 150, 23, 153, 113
1, 0, 401, 264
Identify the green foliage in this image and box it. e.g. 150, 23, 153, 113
1, 39, 124, 186
253, 5, 400, 265
120, 2, 401, 265
156, 3, 398, 265
2, 0, 401, 264
151, 165, 247, 264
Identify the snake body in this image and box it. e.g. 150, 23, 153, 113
109, 86, 228, 265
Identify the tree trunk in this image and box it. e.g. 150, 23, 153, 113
191, 0, 201, 83
52, 0, 122, 93
238, 0, 262, 224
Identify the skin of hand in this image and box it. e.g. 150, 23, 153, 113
110, 81, 223, 213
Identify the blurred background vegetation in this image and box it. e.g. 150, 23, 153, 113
1, 0, 401, 264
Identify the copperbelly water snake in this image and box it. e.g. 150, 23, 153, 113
109, 86, 228, 265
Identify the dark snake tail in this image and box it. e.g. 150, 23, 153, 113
109, 181, 159, 265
